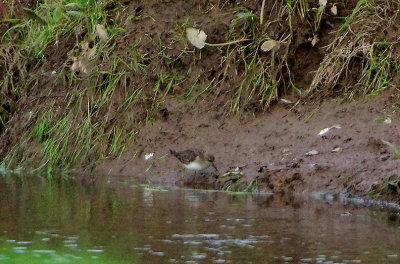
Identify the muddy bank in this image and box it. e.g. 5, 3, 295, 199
95, 89, 400, 201
1, 0, 400, 202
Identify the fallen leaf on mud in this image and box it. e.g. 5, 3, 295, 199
318, 125, 341, 136
332, 147, 341, 152
96, 24, 109, 42
280, 98, 293, 104
261, 39, 280, 52
306, 150, 319, 156
186, 28, 207, 49
331, 5, 337, 15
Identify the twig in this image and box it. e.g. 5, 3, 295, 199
206, 38, 251, 47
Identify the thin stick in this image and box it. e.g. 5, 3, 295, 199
205, 38, 251, 47
260, 0, 266, 25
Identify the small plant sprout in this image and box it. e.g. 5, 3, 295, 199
382, 140, 400, 160
186, 27, 250, 49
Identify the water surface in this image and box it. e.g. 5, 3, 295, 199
0, 176, 399, 263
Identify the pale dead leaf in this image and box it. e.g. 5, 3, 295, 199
64, 3, 81, 10
331, 5, 337, 15
66, 10, 84, 18
82, 41, 96, 58
260, 39, 280, 52
96, 24, 108, 42
319, 0, 327, 7
311, 36, 319, 46
280, 98, 293, 104
71, 57, 89, 75
186, 27, 207, 49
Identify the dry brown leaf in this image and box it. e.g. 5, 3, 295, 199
260, 39, 280, 52
0, 0, 8, 19
186, 28, 207, 49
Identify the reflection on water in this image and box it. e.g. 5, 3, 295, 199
0, 176, 399, 263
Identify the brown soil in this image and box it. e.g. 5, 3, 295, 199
1, 0, 400, 202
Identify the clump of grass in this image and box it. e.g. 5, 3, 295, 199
307, 0, 400, 97
0, 0, 139, 177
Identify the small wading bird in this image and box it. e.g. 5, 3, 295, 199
170, 149, 218, 178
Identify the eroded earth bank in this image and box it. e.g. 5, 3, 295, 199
1, 0, 400, 202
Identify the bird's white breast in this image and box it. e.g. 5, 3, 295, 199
183, 157, 210, 171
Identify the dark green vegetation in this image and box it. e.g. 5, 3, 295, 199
1, 0, 400, 176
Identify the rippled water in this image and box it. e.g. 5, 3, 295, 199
0, 176, 399, 263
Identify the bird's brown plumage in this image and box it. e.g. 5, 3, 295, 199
170, 149, 217, 171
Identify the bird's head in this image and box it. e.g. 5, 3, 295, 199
206, 154, 215, 162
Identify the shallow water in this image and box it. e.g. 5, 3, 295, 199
0, 177, 399, 264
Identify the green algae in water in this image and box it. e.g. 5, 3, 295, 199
0, 238, 134, 264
